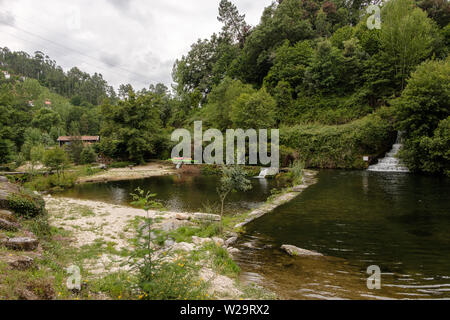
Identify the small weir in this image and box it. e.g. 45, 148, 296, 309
368, 132, 409, 173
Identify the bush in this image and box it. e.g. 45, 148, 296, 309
80, 146, 97, 164
280, 112, 395, 169
7, 190, 46, 219
109, 161, 134, 169
395, 58, 450, 175
25, 173, 78, 192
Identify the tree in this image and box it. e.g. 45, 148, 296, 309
304, 40, 345, 94
381, 0, 439, 90
42, 147, 70, 178
31, 108, 62, 132
99, 91, 163, 163
29, 144, 45, 172
80, 145, 97, 164
231, 88, 277, 129
395, 58, 450, 174
218, 0, 251, 47
217, 166, 252, 226
202, 77, 255, 131
264, 40, 314, 94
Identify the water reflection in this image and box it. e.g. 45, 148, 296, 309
59, 174, 283, 214
238, 170, 450, 300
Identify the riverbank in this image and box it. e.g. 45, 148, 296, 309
44, 196, 275, 299
77, 161, 176, 184
1, 168, 318, 300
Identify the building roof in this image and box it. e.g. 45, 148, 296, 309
57, 136, 100, 142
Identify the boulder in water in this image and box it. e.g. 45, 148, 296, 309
281, 245, 323, 257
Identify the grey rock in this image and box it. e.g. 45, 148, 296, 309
225, 237, 238, 247
227, 247, 240, 255
158, 219, 191, 232
164, 239, 175, 247
192, 236, 212, 246
0, 209, 17, 223
281, 245, 323, 257
0, 176, 8, 183
0, 218, 19, 232
175, 213, 190, 221
5, 255, 35, 270
193, 213, 221, 222
1, 237, 39, 251
172, 242, 195, 252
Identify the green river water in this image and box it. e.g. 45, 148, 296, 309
60, 170, 450, 299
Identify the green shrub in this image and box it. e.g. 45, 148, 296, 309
80, 146, 97, 165
7, 190, 46, 218
109, 161, 134, 169
280, 112, 395, 169
25, 173, 78, 192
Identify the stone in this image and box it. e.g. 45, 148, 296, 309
1, 237, 39, 251
292, 185, 307, 192
193, 213, 221, 222
192, 236, 212, 246
171, 242, 195, 252
225, 237, 238, 247
164, 239, 175, 247
4, 255, 35, 271
281, 245, 323, 257
227, 247, 240, 255
0, 209, 17, 222
234, 222, 246, 229
17, 288, 39, 300
0, 176, 8, 183
0, 218, 19, 232
176, 213, 190, 221
157, 219, 191, 232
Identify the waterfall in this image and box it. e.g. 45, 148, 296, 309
368, 132, 410, 173
256, 168, 270, 179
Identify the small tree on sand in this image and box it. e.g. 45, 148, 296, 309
217, 166, 252, 229
42, 148, 70, 178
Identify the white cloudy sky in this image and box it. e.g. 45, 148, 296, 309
0, 0, 273, 90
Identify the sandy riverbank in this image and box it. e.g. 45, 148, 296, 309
44, 196, 255, 299
77, 161, 177, 184
44, 169, 318, 300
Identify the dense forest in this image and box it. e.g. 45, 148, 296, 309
0, 0, 449, 175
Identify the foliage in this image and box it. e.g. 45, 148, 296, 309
289, 160, 305, 186
395, 58, 450, 175
217, 166, 252, 219
380, 0, 439, 90
201, 77, 255, 131
129, 188, 207, 300
80, 146, 97, 165
99, 91, 163, 163
7, 189, 46, 218
280, 112, 396, 169
25, 172, 78, 192
42, 148, 70, 177
230, 88, 277, 129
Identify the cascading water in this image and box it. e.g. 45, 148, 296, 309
256, 168, 270, 179
255, 167, 279, 179
368, 132, 409, 173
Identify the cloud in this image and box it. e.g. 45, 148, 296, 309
107, 0, 133, 11
0, 11, 15, 26
100, 53, 121, 67
0, 0, 273, 90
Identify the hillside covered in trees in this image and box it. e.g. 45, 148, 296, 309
1, 0, 449, 175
